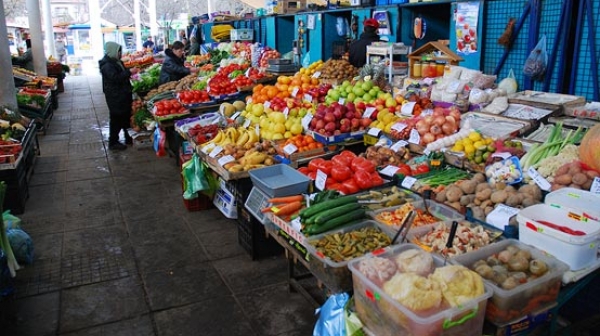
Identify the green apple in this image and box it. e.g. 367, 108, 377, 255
353, 86, 365, 97
361, 80, 374, 91
368, 88, 378, 97
362, 93, 373, 102
298, 107, 308, 117
347, 93, 356, 102
340, 90, 348, 98
329, 90, 340, 101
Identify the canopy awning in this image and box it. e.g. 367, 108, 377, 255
68, 19, 117, 30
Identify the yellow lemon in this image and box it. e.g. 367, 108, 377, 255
452, 143, 464, 152
462, 138, 473, 146
485, 138, 494, 145
468, 131, 482, 142
464, 144, 475, 155
473, 141, 485, 149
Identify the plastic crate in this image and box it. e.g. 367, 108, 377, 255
183, 194, 214, 211
248, 164, 311, 198
544, 187, 600, 222
452, 239, 567, 325
348, 244, 492, 336
305, 220, 396, 293
237, 205, 283, 260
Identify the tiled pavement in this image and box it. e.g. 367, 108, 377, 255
0, 73, 319, 335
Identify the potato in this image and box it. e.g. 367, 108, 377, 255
484, 206, 495, 216
476, 188, 492, 201
472, 173, 487, 183
506, 194, 523, 207
445, 186, 464, 203
519, 185, 542, 201
571, 173, 588, 186
476, 182, 492, 193
460, 195, 476, 206
554, 163, 570, 176
521, 197, 539, 208
435, 189, 447, 203
586, 170, 599, 179
568, 183, 582, 190
554, 174, 572, 185
459, 180, 477, 195
490, 190, 509, 204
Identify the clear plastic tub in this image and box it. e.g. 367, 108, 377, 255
452, 239, 568, 325
305, 220, 396, 293
367, 200, 464, 230
517, 204, 600, 270
544, 187, 600, 222
348, 244, 492, 336
248, 164, 311, 198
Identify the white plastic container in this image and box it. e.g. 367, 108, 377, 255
348, 244, 492, 336
544, 187, 600, 222
517, 204, 600, 270
452, 239, 568, 325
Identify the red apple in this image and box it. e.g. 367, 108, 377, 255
351, 118, 360, 130
324, 112, 336, 123
360, 118, 372, 128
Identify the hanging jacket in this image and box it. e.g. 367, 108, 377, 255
159, 49, 191, 84
348, 31, 381, 68
98, 42, 132, 114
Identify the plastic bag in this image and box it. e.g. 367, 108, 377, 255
3, 211, 21, 230
469, 88, 489, 105
7, 228, 34, 265
498, 69, 518, 94
336, 17, 348, 37
153, 127, 167, 157
471, 73, 497, 89
523, 35, 547, 81
344, 297, 365, 336
483, 96, 509, 114
182, 153, 213, 200
313, 292, 349, 336
302, 53, 311, 69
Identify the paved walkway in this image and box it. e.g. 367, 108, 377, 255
1, 73, 317, 335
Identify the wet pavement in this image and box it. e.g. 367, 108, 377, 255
0, 73, 319, 335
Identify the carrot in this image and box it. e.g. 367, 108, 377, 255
261, 207, 273, 213
273, 201, 303, 216
268, 195, 303, 204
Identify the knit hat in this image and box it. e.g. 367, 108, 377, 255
364, 19, 380, 29
104, 41, 122, 60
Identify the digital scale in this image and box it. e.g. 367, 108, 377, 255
244, 187, 274, 226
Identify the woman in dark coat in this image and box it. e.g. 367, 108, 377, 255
159, 41, 197, 84
99, 41, 139, 150
349, 19, 381, 68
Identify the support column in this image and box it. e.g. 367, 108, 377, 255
26, 0, 48, 76
208, 0, 213, 14
0, 0, 18, 109
42, 0, 56, 58
149, 0, 158, 39
88, 0, 104, 61
134, 0, 142, 51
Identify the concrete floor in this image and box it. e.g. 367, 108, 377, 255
1, 74, 318, 335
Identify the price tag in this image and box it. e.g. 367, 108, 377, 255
367, 127, 381, 137
301, 113, 313, 130
408, 129, 421, 144
492, 152, 512, 160
391, 122, 407, 132
363, 107, 376, 119
315, 169, 327, 191
486, 204, 520, 230
217, 155, 235, 166
338, 98, 345, 105
291, 217, 302, 231
283, 107, 289, 119
401, 102, 417, 116
283, 143, 298, 155
590, 177, 600, 194
263, 101, 271, 109
312, 71, 321, 78
292, 87, 299, 97
380, 165, 400, 177
420, 109, 433, 117
390, 140, 408, 151
243, 119, 251, 128
230, 111, 241, 120
401, 176, 417, 189
209, 145, 223, 158
304, 94, 313, 103
201, 143, 215, 154
255, 124, 260, 136
423, 148, 431, 155
527, 167, 551, 191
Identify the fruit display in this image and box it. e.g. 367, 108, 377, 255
207, 74, 238, 97
451, 131, 495, 165
0, 139, 23, 163
200, 126, 260, 151
296, 60, 324, 77
258, 111, 304, 141
362, 145, 410, 168
308, 102, 373, 136
152, 99, 186, 117
177, 90, 212, 105
319, 59, 359, 81
232, 75, 254, 89
246, 67, 266, 81
299, 151, 385, 194
278, 134, 324, 156
325, 79, 394, 106
219, 101, 246, 118
258, 49, 281, 68
187, 54, 211, 66
121, 53, 154, 68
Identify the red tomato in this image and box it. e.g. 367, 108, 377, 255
342, 179, 360, 194
415, 164, 430, 174
308, 158, 325, 172
325, 177, 337, 188
328, 183, 349, 195
331, 154, 352, 167
350, 157, 367, 172
356, 160, 376, 173
307, 171, 317, 180
315, 160, 333, 175
397, 164, 412, 177
330, 165, 352, 183
297, 167, 311, 175
353, 170, 373, 190
339, 150, 357, 159
371, 172, 384, 187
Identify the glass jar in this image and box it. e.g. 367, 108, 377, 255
413, 62, 422, 77
436, 63, 445, 77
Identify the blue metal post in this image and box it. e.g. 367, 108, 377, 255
584, 0, 599, 101
568, 0, 586, 94
524, 0, 541, 90
544, 0, 571, 92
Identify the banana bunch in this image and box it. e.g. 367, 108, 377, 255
224, 150, 274, 172
200, 127, 259, 153
211, 25, 233, 42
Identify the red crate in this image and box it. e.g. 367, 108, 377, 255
183, 193, 214, 211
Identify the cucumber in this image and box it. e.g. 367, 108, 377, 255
313, 203, 363, 225
300, 195, 358, 219
304, 208, 366, 235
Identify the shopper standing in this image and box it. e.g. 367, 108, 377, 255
99, 41, 139, 150
188, 36, 200, 56
159, 41, 198, 84
142, 36, 154, 50
348, 19, 381, 68
55, 36, 67, 63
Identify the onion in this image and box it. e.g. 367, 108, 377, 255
449, 109, 461, 122
445, 116, 456, 125
424, 116, 434, 125
435, 133, 445, 140
442, 123, 456, 135
433, 106, 446, 117
433, 116, 446, 126
417, 123, 429, 135
430, 124, 442, 135
422, 133, 435, 144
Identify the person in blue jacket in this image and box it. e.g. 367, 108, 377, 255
159, 41, 198, 84
99, 41, 139, 150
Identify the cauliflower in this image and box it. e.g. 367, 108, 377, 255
533, 144, 579, 178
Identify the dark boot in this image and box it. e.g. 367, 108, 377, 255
109, 117, 126, 150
